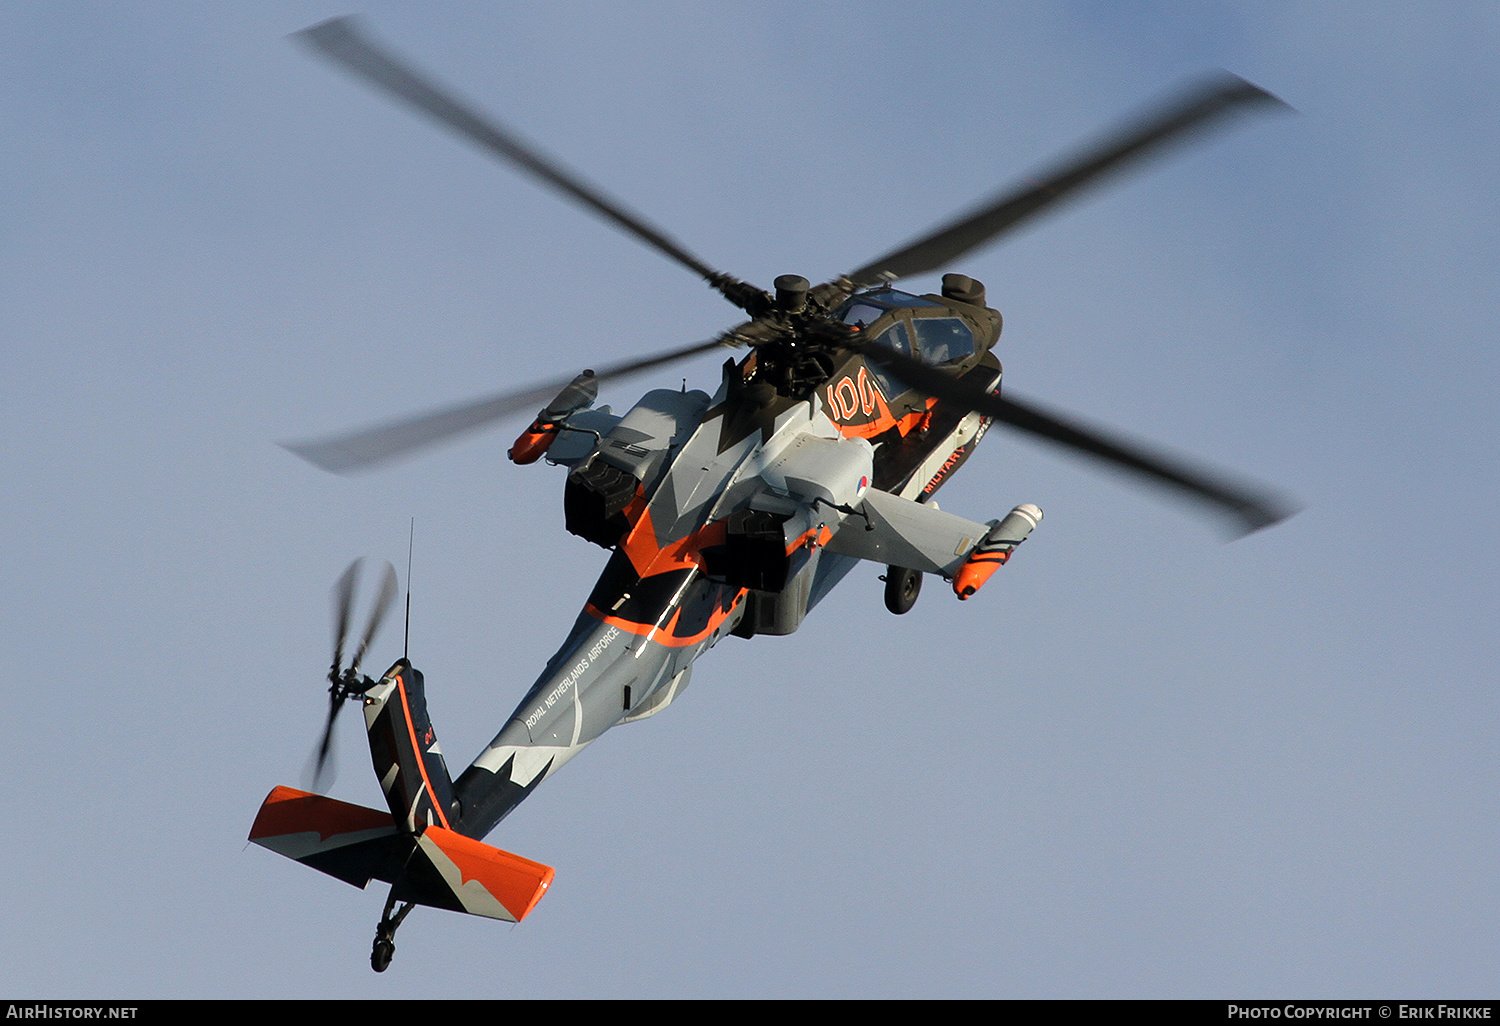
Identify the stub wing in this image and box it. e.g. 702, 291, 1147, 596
824, 487, 991, 577
824, 489, 1042, 600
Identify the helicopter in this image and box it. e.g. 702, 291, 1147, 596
249, 16, 1296, 973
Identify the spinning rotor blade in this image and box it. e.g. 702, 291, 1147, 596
846, 73, 1289, 286
314, 557, 367, 792
294, 17, 763, 309
986, 391, 1295, 537
308, 692, 342, 793
330, 558, 360, 678
311, 558, 399, 791
284, 334, 733, 473
860, 346, 1295, 537
350, 561, 399, 675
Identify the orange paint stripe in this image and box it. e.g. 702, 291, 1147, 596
622, 508, 729, 578
584, 591, 743, 648
830, 395, 937, 440
785, 524, 833, 554
394, 674, 451, 831
249, 785, 393, 842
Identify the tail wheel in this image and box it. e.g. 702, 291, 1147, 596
371, 937, 394, 973
883, 566, 922, 615
370, 893, 414, 973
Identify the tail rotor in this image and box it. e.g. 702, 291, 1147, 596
307, 558, 399, 791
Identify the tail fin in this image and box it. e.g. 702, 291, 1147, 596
248, 785, 407, 888
249, 786, 554, 923
362, 659, 459, 833
398, 825, 554, 922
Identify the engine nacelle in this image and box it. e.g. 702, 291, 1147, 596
713, 492, 836, 638
564, 457, 641, 549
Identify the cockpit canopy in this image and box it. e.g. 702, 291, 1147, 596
839, 287, 941, 329
837, 289, 977, 367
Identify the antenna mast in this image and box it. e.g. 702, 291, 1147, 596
404, 518, 414, 659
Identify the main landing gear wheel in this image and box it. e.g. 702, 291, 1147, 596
883, 566, 922, 615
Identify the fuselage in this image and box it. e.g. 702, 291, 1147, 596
451, 286, 1004, 840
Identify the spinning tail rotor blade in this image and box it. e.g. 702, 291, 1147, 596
309, 558, 399, 791
283, 335, 732, 473
330, 558, 361, 679
846, 73, 1290, 286
307, 692, 342, 793
293, 17, 766, 310
350, 562, 399, 675
313, 558, 364, 791
861, 345, 1295, 538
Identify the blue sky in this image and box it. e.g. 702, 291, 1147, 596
3, 1, 1497, 998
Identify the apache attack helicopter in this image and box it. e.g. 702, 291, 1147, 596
249, 17, 1295, 972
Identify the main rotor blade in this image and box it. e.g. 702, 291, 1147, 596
846, 73, 1290, 286
987, 391, 1296, 536
294, 17, 730, 289
283, 335, 734, 473
862, 347, 1295, 537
